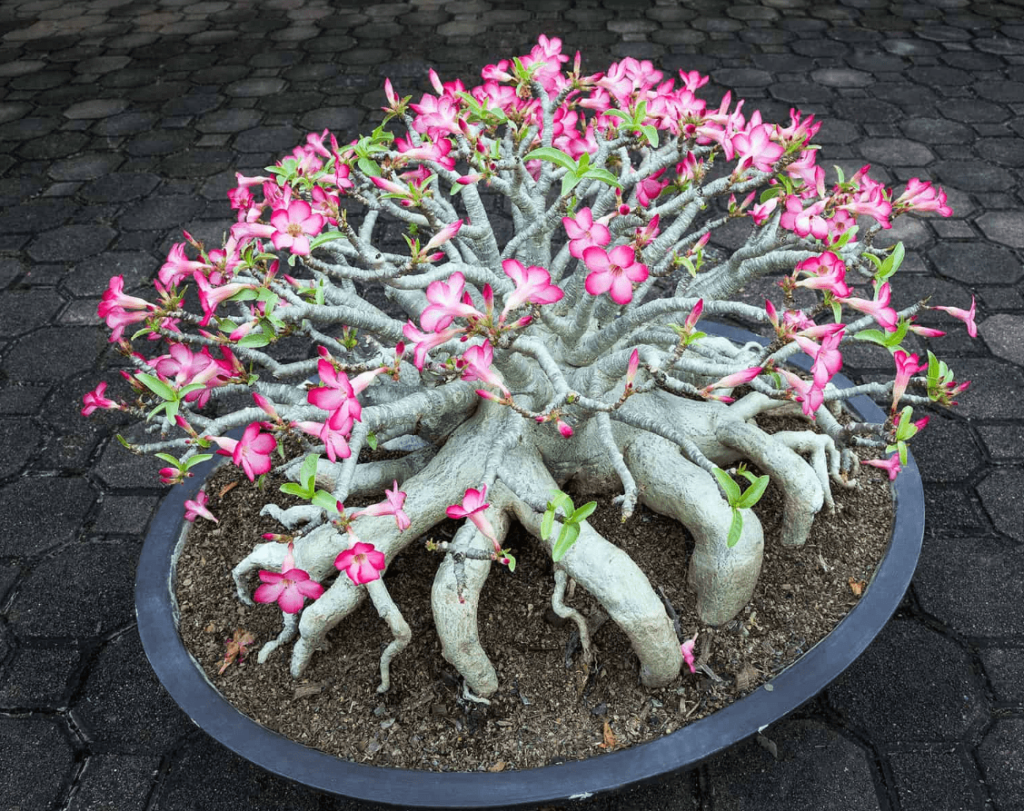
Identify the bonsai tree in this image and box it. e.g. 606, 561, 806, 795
85, 37, 972, 701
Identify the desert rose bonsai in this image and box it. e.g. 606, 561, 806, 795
86, 36, 972, 703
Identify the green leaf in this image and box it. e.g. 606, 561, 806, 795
854, 329, 889, 347
640, 125, 659, 148
727, 509, 744, 548
308, 230, 348, 251
154, 453, 181, 467
237, 333, 271, 348
831, 226, 858, 250
877, 242, 905, 282
833, 165, 846, 185
183, 454, 213, 470
115, 434, 134, 450
897, 440, 908, 466
862, 253, 883, 271
570, 501, 597, 523
540, 508, 555, 541
831, 300, 843, 323
366, 431, 378, 451
560, 172, 581, 198
178, 383, 207, 397
280, 482, 313, 498
299, 453, 320, 489
136, 373, 176, 402
712, 468, 742, 505
502, 551, 516, 572
549, 491, 575, 516
228, 288, 260, 302
735, 474, 770, 509
603, 108, 633, 124
522, 147, 577, 172
311, 490, 339, 513
357, 157, 381, 177
552, 522, 581, 562
882, 318, 909, 349
581, 167, 620, 187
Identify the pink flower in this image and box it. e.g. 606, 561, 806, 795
500, 259, 564, 318
159, 242, 209, 288
254, 543, 324, 613
420, 272, 485, 332
838, 282, 899, 332
210, 423, 277, 482
292, 409, 353, 463
193, 274, 256, 327
892, 349, 925, 413
780, 197, 830, 241
894, 178, 952, 217
793, 328, 844, 389
402, 321, 465, 370
681, 632, 698, 674
307, 358, 356, 413
731, 123, 784, 174
862, 454, 901, 481
635, 169, 668, 208
423, 219, 463, 254
625, 348, 640, 388
458, 341, 509, 394
583, 245, 649, 305
556, 418, 573, 438
184, 489, 218, 523
931, 296, 977, 338
778, 368, 824, 418
350, 480, 411, 531
562, 207, 611, 259
447, 484, 501, 553
270, 200, 325, 256
335, 541, 386, 585
793, 252, 851, 299
81, 382, 121, 416
700, 366, 763, 401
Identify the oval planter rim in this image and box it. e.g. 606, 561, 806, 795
135, 322, 924, 809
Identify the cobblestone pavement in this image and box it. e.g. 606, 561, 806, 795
1, 0, 1023, 809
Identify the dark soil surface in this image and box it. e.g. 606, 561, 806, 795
176, 413, 892, 773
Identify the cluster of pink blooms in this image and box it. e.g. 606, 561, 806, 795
82, 37, 982, 615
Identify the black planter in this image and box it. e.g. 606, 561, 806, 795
136, 323, 924, 809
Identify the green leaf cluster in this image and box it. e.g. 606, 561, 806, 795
541, 490, 597, 562
523, 147, 620, 198
279, 454, 339, 513
712, 466, 770, 548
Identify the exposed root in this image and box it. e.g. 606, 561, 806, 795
257, 611, 298, 664
551, 568, 592, 663
430, 506, 512, 698
624, 434, 764, 627
770, 430, 854, 513
500, 447, 683, 688
714, 418, 824, 547
364, 578, 411, 693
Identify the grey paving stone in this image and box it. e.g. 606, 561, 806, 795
976, 424, 1024, 460
49, 153, 126, 182
68, 754, 160, 811
0, 476, 95, 556
907, 414, 983, 483
80, 172, 161, 203
63, 98, 129, 120
979, 314, 1024, 366
887, 750, 983, 811
0, 199, 77, 235
160, 149, 235, 178
18, 130, 90, 160
91, 110, 159, 137
125, 130, 195, 157
233, 124, 302, 153
704, 719, 881, 811
828, 619, 987, 742
72, 629, 193, 754
929, 241, 1023, 285
976, 138, 1024, 167
900, 116, 976, 144
859, 138, 936, 166
7, 540, 136, 638
941, 98, 1011, 123
976, 210, 1024, 249
977, 720, 1024, 811
916, 533, 1024, 637
298, 106, 362, 134
0, 384, 48, 415
978, 646, 1024, 703
93, 438, 167, 491
196, 107, 264, 134
92, 494, 160, 536
2, 325, 106, 383
225, 76, 287, 97
0, 644, 82, 708
0, 717, 76, 811
65, 251, 156, 297
153, 734, 340, 810
976, 468, 1024, 543
941, 359, 1024, 419
0, 417, 40, 479
118, 194, 206, 231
